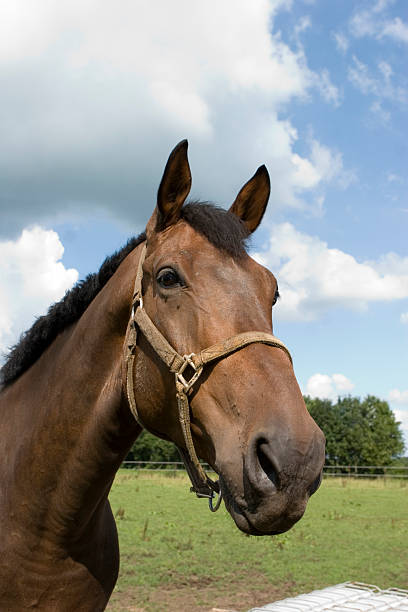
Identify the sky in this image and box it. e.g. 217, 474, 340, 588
0, 0, 407, 448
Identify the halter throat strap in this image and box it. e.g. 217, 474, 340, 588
125, 242, 293, 507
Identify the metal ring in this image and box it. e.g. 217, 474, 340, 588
208, 489, 223, 512
131, 296, 143, 318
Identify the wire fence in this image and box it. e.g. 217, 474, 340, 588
121, 461, 408, 479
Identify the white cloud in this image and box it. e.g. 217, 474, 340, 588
350, 1, 408, 44
254, 223, 408, 321
348, 56, 407, 104
0, 0, 346, 236
305, 373, 354, 400
371, 252, 408, 277
0, 227, 78, 358
387, 172, 403, 183
378, 60, 393, 82
348, 56, 378, 95
287, 137, 354, 214
309, 139, 355, 189
294, 15, 312, 37
388, 390, 408, 448
347, 52, 407, 126
381, 17, 408, 44
333, 31, 349, 54
315, 69, 342, 107
389, 389, 408, 406
393, 408, 408, 448
332, 373, 355, 392
350, 2, 385, 38
370, 100, 391, 124
291, 154, 321, 190
401, 312, 408, 324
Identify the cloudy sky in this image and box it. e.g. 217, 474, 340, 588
1, 0, 407, 447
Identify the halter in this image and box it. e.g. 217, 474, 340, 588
125, 242, 292, 511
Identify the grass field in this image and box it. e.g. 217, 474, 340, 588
107, 471, 408, 612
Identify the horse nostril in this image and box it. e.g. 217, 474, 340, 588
257, 440, 280, 489
309, 472, 322, 496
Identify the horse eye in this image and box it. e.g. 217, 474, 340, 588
272, 289, 280, 306
157, 268, 182, 289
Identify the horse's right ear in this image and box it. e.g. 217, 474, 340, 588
146, 140, 192, 236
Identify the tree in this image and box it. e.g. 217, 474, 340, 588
126, 395, 405, 468
303, 396, 343, 465
305, 395, 405, 466
126, 431, 180, 464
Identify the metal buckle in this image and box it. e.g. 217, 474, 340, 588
175, 353, 203, 393
131, 294, 143, 318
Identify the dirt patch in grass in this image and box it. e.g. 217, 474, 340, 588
107, 572, 296, 612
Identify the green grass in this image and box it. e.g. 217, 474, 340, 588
107, 471, 408, 611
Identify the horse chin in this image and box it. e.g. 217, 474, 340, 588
220, 477, 306, 537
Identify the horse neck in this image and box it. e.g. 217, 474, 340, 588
0, 244, 143, 540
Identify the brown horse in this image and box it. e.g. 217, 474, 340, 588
0, 141, 325, 611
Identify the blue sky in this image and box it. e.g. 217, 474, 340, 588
0, 0, 407, 447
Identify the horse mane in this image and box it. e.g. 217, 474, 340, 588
0, 202, 249, 388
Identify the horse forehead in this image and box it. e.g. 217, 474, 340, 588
150, 224, 229, 269
153, 222, 214, 254
150, 222, 269, 288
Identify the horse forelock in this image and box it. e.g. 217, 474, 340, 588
181, 201, 250, 259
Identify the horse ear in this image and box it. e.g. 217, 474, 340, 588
229, 165, 270, 234
146, 140, 192, 235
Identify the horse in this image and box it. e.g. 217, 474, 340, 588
0, 140, 325, 611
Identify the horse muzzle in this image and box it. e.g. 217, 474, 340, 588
217, 426, 326, 535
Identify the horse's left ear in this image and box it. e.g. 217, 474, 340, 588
147, 140, 192, 235
229, 165, 270, 234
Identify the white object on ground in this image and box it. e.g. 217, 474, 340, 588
248, 582, 408, 611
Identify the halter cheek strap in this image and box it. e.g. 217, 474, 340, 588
125, 242, 293, 511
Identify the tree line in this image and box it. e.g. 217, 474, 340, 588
125, 395, 405, 467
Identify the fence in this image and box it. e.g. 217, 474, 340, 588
323, 465, 408, 479
121, 461, 408, 479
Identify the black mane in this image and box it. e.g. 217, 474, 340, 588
181, 202, 249, 259
0, 233, 146, 388
0, 202, 249, 388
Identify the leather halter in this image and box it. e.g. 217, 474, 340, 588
125, 242, 293, 511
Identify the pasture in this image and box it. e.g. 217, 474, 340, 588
107, 471, 408, 612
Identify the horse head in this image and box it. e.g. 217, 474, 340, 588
126, 140, 325, 535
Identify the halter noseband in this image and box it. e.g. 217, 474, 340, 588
125, 242, 292, 511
